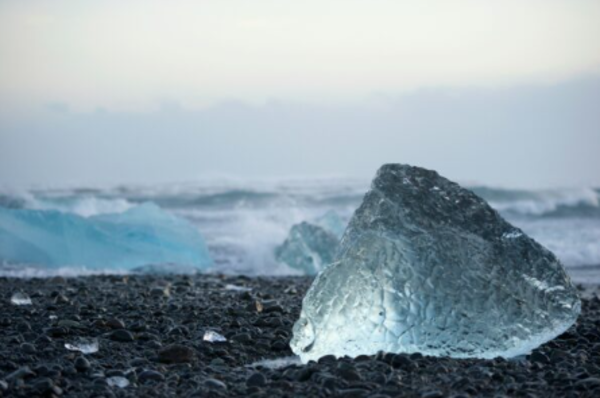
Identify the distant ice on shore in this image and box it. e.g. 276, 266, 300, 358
0, 202, 212, 271
0, 179, 598, 277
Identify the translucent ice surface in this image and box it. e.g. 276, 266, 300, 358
107, 376, 130, 388
275, 211, 346, 275
10, 292, 32, 305
203, 330, 227, 343
0, 203, 212, 271
275, 223, 339, 275
291, 164, 581, 362
314, 210, 346, 239
65, 338, 99, 354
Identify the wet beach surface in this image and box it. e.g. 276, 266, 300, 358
1, 275, 599, 397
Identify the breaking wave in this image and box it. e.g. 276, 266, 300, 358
1, 180, 599, 277
472, 187, 600, 218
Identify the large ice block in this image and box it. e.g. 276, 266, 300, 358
0, 203, 212, 270
275, 211, 345, 275
291, 164, 581, 362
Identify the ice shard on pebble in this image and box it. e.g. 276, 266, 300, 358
291, 164, 581, 362
106, 376, 130, 388
275, 211, 345, 275
10, 292, 32, 306
203, 331, 227, 343
0, 203, 212, 271
65, 338, 99, 354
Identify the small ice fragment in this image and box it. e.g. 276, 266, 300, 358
224, 284, 252, 292
275, 222, 340, 275
203, 331, 227, 343
49, 315, 58, 320
107, 376, 130, 388
248, 356, 302, 369
65, 338, 99, 354
10, 292, 32, 305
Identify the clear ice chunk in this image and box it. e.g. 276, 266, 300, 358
106, 376, 130, 388
203, 330, 227, 343
10, 292, 32, 305
224, 284, 252, 292
275, 211, 346, 275
0, 203, 212, 271
65, 338, 99, 354
291, 164, 581, 362
314, 210, 346, 239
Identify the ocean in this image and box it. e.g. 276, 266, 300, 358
1, 179, 599, 282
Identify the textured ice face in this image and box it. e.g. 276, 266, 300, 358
275, 213, 343, 275
291, 164, 581, 362
0, 203, 212, 271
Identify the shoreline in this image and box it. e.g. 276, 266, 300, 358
1, 274, 598, 397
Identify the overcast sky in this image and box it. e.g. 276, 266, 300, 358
1, 0, 599, 188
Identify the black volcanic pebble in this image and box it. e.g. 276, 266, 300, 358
74, 357, 91, 372
138, 370, 165, 383
246, 372, 267, 387
20, 342, 37, 354
31, 377, 55, 394
105, 317, 126, 329
158, 344, 195, 363
5, 367, 35, 381
110, 329, 135, 342
205, 378, 227, 390
0, 275, 598, 397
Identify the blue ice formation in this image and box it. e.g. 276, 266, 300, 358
314, 210, 346, 239
0, 203, 212, 271
275, 211, 346, 275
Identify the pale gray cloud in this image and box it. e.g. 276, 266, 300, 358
1, 78, 599, 188
0, 0, 599, 110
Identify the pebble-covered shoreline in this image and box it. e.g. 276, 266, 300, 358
1, 274, 599, 397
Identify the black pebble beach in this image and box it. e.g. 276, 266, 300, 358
1, 274, 599, 397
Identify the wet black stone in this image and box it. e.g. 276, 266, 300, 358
246, 372, 267, 387
74, 357, 91, 372
391, 354, 414, 370
158, 344, 195, 364
20, 342, 37, 354
5, 367, 35, 381
105, 318, 126, 329
231, 332, 252, 343
138, 370, 165, 383
420, 390, 444, 398
45, 327, 68, 337
338, 368, 362, 382
338, 388, 369, 398
110, 329, 135, 342
205, 378, 227, 390
31, 377, 54, 394
574, 377, 600, 389
270, 340, 288, 351
530, 352, 550, 364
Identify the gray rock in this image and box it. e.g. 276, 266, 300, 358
291, 164, 581, 362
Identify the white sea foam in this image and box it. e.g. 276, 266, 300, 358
1, 180, 599, 277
